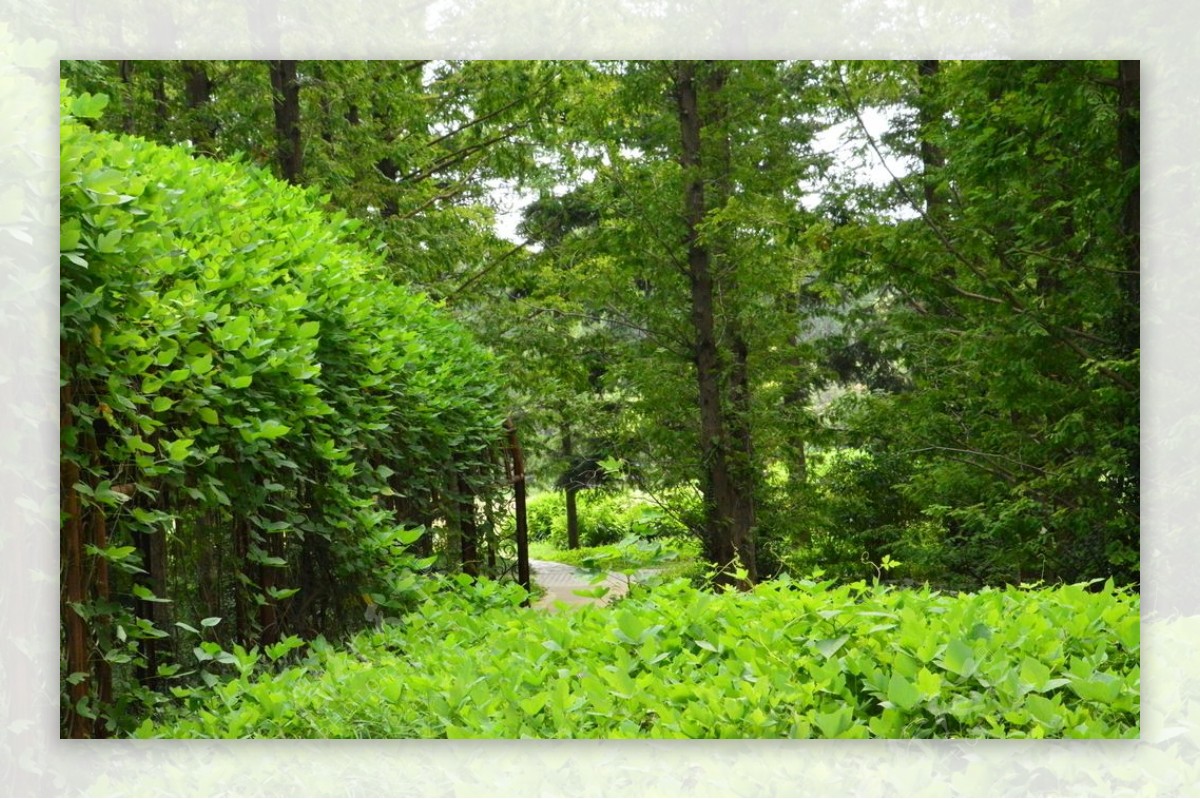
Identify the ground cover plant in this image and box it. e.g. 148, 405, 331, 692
134, 576, 1138, 739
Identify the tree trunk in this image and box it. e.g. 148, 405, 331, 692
181, 60, 217, 155
1115, 59, 1140, 552
1116, 60, 1140, 357
269, 60, 303, 184
458, 472, 480, 577
117, 60, 135, 135
706, 63, 757, 583
675, 61, 745, 587
915, 60, 946, 216
60, 368, 91, 738
505, 419, 531, 604
562, 422, 580, 549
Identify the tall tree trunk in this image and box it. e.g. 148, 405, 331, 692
1116, 60, 1140, 358
117, 60, 136, 135
675, 61, 744, 587
915, 60, 946, 216
505, 419, 531, 604
181, 60, 217, 155
87, 449, 113, 738
562, 421, 580, 549
1115, 59, 1140, 558
233, 518, 251, 644
60, 366, 91, 738
269, 60, 303, 184
258, 529, 280, 646
458, 472, 480, 577
706, 63, 757, 583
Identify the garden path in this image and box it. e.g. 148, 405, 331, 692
528, 559, 645, 611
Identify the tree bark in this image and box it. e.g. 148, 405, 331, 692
675, 61, 745, 587
458, 472, 480, 577
269, 60, 303, 184
60, 368, 91, 738
915, 60, 946, 216
562, 422, 580, 549
181, 60, 218, 155
505, 419, 531, 603
1116, 60, 1140, 356
706, 63, 757, 584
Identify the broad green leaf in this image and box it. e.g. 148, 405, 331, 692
814, 635, 850, 659
887, 672, 922, 711
189, 354, 214, 375
1019, 656, 1052, 692
164, 437, 194, 462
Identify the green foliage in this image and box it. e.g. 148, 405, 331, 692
133, 577, 1139, 739
517, 488, 700, 549
821, 60, 1139, 587
60, 84, 506, 733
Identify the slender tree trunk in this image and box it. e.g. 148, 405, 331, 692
1115, 59, 1140, 551
181, 60, 217, 155
1116, 60, 1140, 357
233, 519, 250, 644
258, 529, 280, 646
562, 422, 580, 549
269, 60, 303, 184
89, 466, 112, 738
505, 419, 531, 604
915, 60, 946, 216
458, 472, 480, 577
675, 61, 744, 587
117, 60, 136, 135
61, 365, 91, 738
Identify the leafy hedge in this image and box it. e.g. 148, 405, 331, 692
133, 578, 1139, 739
60, 86, 506, 734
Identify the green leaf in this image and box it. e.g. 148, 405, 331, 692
256, 420, 291, 439
132, 584, 171, 603
70, 92, 110, 119
95, 229, 123, 253
200, 617, 222, 628
519, 693, 548, 716
615, 609, 646, 644
940, 639, 977, 678
1019, 656, 1052, 692
189, 354, 214, 375
296, 320, 321, 339
887, 672, 923, 711
227, 374, 253, 389
164, 437, 194, 462
396, 526, 425, 545
814, 635, 850, 659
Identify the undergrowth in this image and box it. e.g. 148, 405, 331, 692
133, 576, 1139, 739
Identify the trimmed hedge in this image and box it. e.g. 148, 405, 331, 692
60, 86, 505, 733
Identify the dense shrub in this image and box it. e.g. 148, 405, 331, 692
134, 577, 1139, 739
60, 87, 505, 735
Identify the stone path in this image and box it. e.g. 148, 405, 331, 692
529, 559, 646, 611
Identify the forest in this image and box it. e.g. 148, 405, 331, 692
59, 59, 1139, 739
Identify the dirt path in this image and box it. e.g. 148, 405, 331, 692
529, 559, 643, 611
